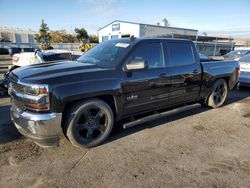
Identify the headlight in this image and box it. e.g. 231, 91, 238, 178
11, 82, 50, 112
23, 84, 50, 111
23, 84, 48, 96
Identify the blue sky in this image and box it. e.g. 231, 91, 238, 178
0, 0, 250, 38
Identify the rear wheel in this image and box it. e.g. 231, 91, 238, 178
64, 99, 114, 148
206, 79, 228, 108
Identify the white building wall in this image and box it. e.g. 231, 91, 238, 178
98, 21, 140, 42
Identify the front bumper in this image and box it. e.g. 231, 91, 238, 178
10, 105, 62, 148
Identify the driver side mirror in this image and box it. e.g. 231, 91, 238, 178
125, 60, 148, 71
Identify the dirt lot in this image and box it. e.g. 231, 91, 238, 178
0, 88, 249, 188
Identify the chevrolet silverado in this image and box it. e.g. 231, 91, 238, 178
9, 38, 240, 148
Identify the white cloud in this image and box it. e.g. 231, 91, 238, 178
78, 0, 126, 17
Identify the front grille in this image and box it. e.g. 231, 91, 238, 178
12, 98, 25, 111
10, 82, 26, 111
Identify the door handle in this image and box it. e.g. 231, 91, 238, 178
159, 74, 167, 78
193, 69, 199, 74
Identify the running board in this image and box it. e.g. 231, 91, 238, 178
123, 103, 201, 129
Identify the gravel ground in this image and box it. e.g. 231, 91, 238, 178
0, 87, 250, 188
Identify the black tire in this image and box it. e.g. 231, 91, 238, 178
64, 99, 114, 148
206, 79, 228, 108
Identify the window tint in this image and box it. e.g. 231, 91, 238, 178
128, 42, 164, 68
167, 42, 194, 67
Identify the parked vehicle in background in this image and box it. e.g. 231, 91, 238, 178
0, 48, 9, 55
223, 50, 250, 61
22, 48, 36, 52
239, 53, 250, 87
8, 48, 22, 56
198, 52, 220, 62
79, 39, 94, 52
8, 38, 240, 149
11, 50, 82, 68
0, 47, 36, 56
1, 50, 83, 91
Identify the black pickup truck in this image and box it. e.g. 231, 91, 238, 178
9, 38, 240, 148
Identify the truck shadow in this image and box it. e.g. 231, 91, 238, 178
225, 86, 250, 105
0, 88, 249, 146
107, 105, 208, 145
0, 95, 22, 145
106, 88, 250, 145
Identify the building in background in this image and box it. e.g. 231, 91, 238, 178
98, 20, 198, 42
0, 27, 80, 50
98, 20, 235, 56
0, 20, 240, 55
0, 27, 36, 44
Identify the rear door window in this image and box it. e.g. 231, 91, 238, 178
165, 42, 195, 67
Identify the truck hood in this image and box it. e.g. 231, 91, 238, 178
11, 61, 108, 84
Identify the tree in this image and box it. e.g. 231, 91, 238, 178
35, 19, 53, 49
74, 27, 88, 42
50, 30, 77, 43
62, 33, 76, 43
50, 31, 63, 43
161, 18, 170, 27
35, 19, 51, 43
202, 32, 207, 36
89, 35, 98, 43
245, 39, 250, 47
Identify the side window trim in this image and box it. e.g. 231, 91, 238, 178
164, 41, 170, 67
190, 44, 197, 64
160, 42, 166, 68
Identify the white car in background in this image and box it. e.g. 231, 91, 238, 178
239, 54, 250, 87
1, 50, 83, 91
223, 50, 250, 61
11, 50, 83, 68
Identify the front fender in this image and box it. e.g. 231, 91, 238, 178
50, 78, 121, 113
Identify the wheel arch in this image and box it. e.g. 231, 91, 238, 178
62, 96, 115, 148
62, 94, 118, 122
204, 77, 228, 107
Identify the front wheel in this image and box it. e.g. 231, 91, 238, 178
206, 79, 228, 108
64, 99, 114, 148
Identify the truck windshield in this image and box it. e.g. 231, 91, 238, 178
77, 40, 132, 68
